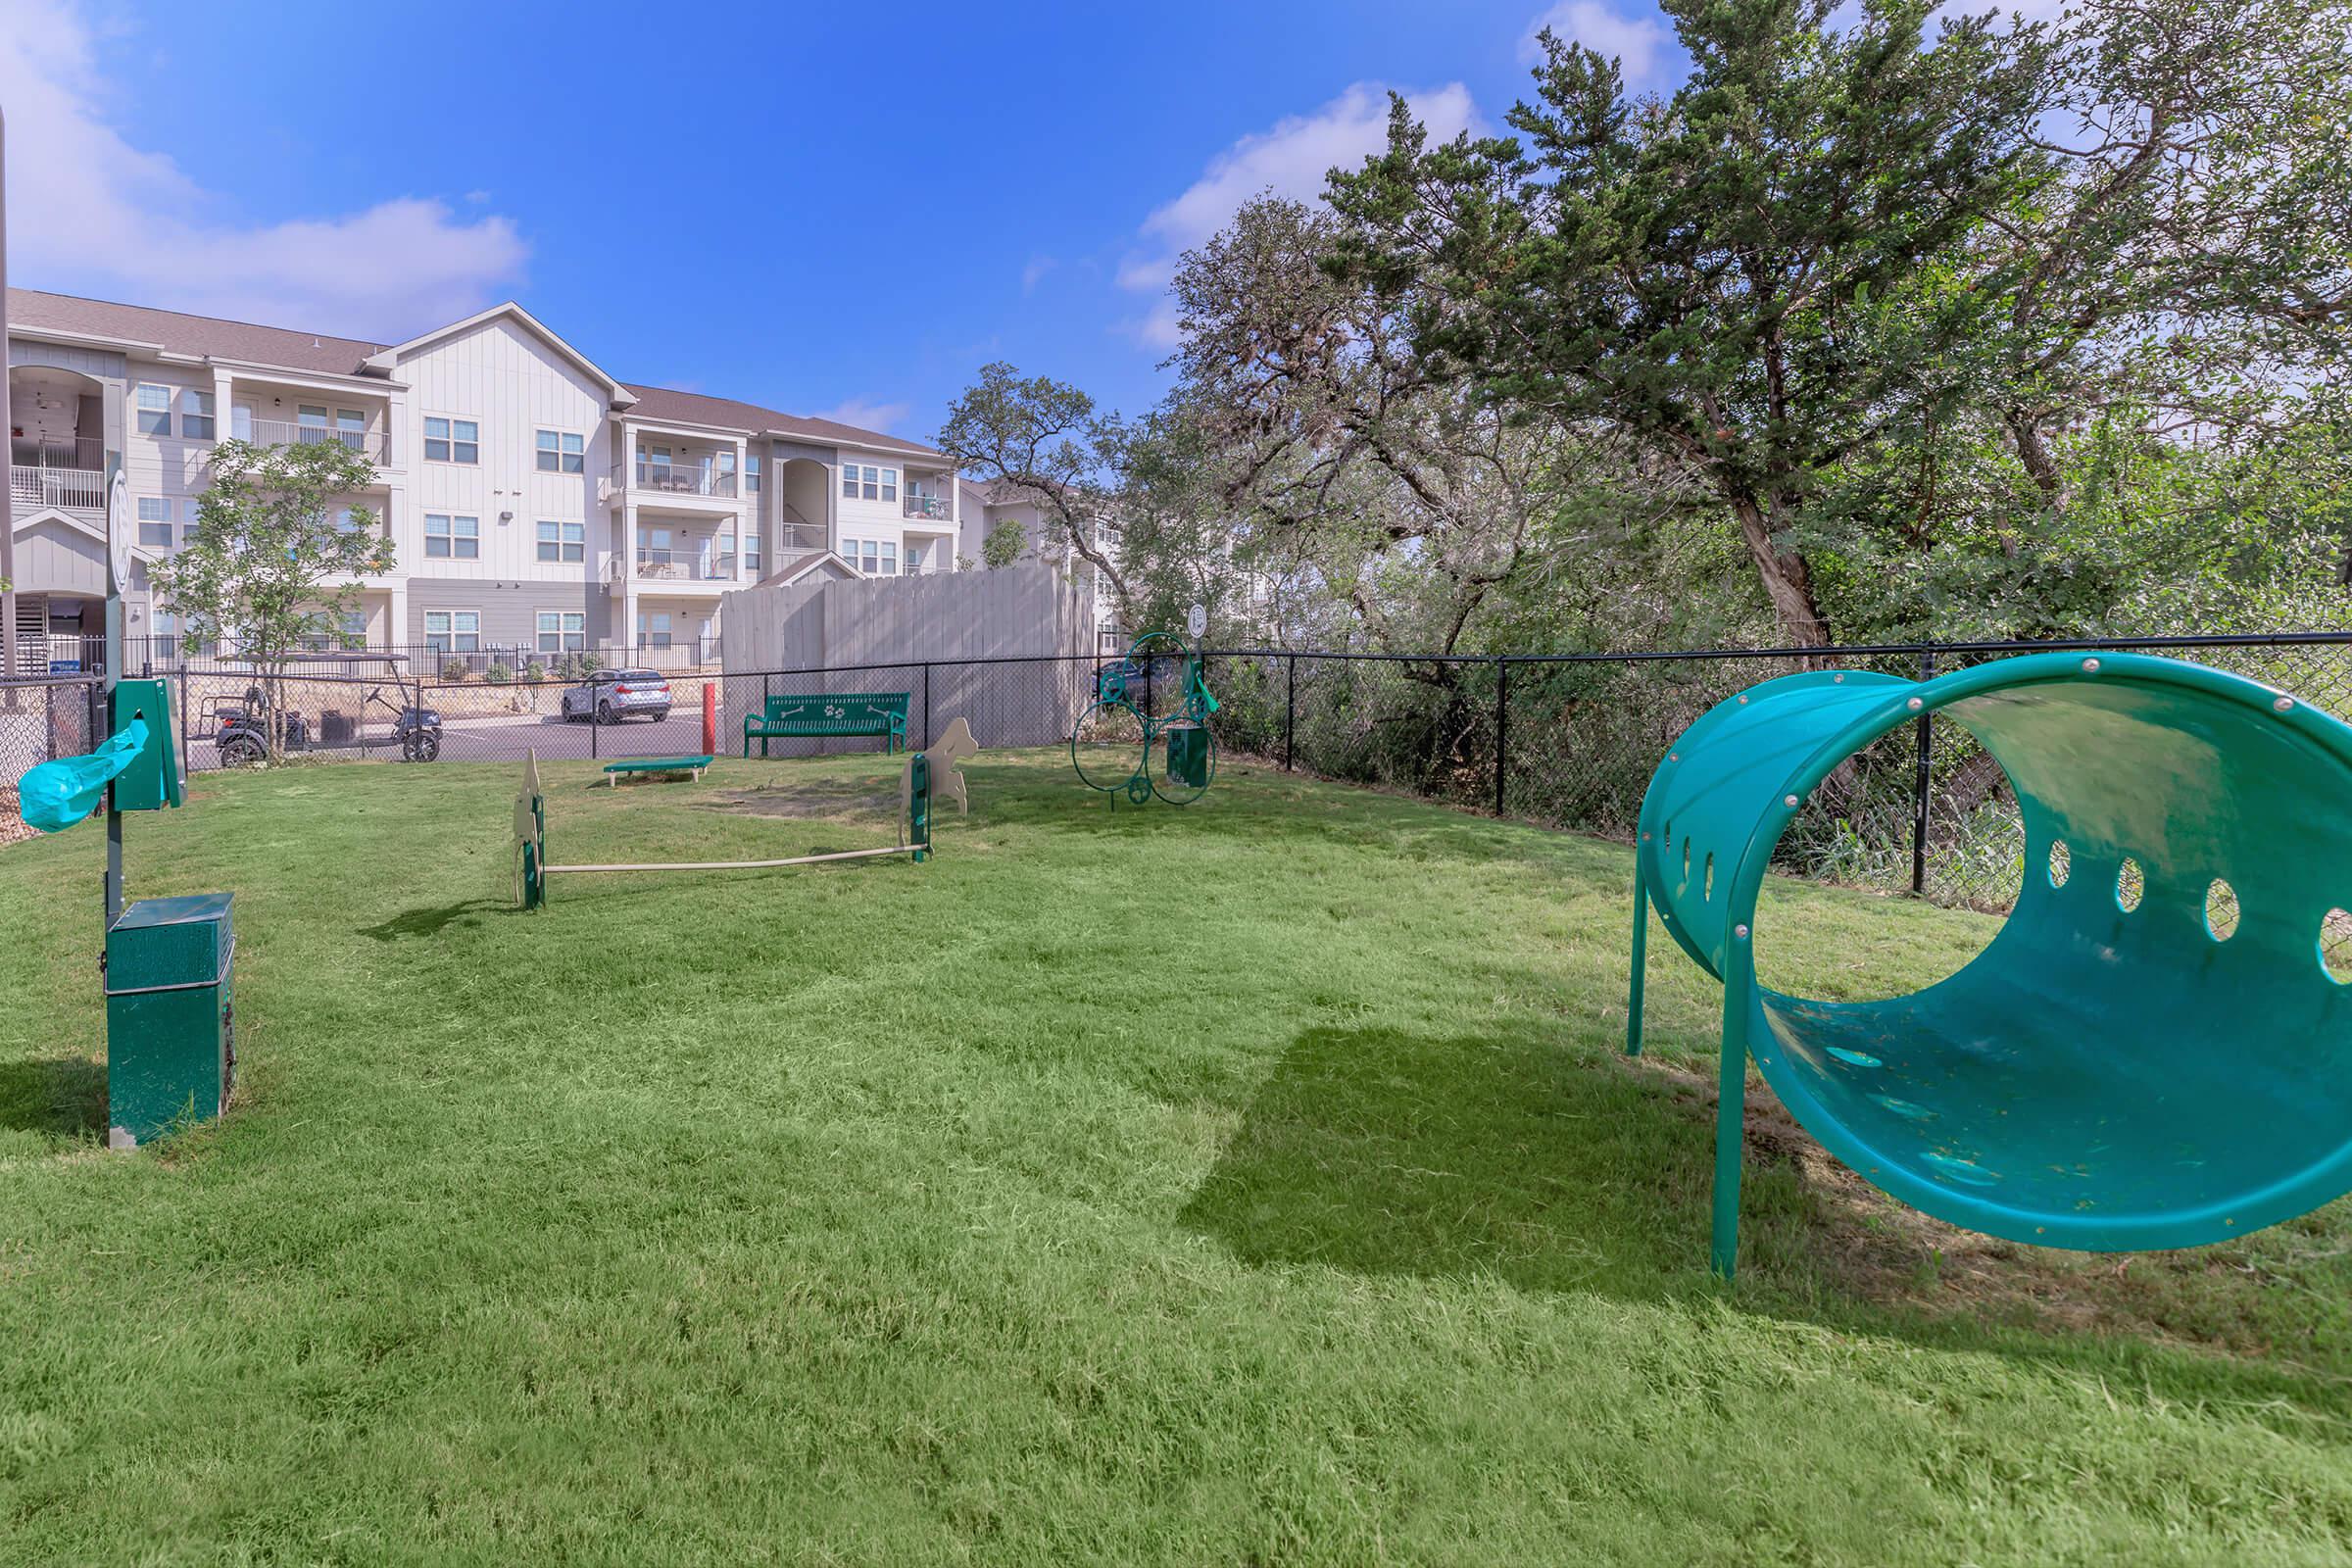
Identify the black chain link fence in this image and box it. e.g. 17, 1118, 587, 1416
44, 636, 2352, 914
1204, 634, 2352, 912
0, 676, 102, 844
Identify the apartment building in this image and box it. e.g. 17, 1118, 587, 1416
1, 289, 960, 671
957, 476, 1121, 635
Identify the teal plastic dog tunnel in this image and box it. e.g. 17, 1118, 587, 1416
1628, 652, 2352, 1278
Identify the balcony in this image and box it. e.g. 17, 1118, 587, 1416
635, 548, 738, 583
903, 492, 954, 521
621, 460, 737, 499
243, 417, 392, 464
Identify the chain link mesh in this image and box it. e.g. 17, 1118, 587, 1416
35, 640, 2352, 915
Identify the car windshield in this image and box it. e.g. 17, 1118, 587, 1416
614, 670, 664, 683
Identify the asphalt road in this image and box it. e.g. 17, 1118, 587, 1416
186, 710, 726, 771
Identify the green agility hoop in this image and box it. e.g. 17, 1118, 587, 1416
1071, 631, 1219, 808
1629, 651, 2352, 1279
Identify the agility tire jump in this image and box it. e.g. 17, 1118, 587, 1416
1071, 630, 1219, 808
1629, 651, 2352, 1279
517, 718, 977, 909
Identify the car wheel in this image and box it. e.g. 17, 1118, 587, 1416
220, 735, 264, 766
597, 701, 616, 726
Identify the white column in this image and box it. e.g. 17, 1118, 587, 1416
731, 435, 750, 582
948, 471, 961, 572
619, 501, 639, 658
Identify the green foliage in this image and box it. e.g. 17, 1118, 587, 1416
146, 437, 396, 759
484, 661, 514, 685
980, 518, 1027, 569
522, 661, 548, 683
937, 363, 1130, 609
440, 659, 470, 682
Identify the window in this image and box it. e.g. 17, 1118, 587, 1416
842, 464, 858, 499
880, 467, 898, 503
424, 610, 480, 653
536, 429, 585, 473
843, 463, 888, 501
181, 497, 204, 546
881, 540, 898, 575
423, 416, 479, 464
906, 543, 924, 574
299, 405, 329, 436
180, 388, 216, 440
137, 496, 174, 548
746, 453, 761, 492
424, 514, 480, 560
862, 465, 879, 501
536, 611, 586, 653
135, 384, 172, 436
843, 536, 885, 574
152, 610, 180, 662
338, 610, 368, 648
334, 507, 368, 536
743, 528, 763, 575
536, 520, 586, 563
230, 405, 254, 441
641, 525, 672, 565
638, 611, 673, 650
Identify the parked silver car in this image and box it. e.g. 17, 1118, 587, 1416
560, 667, 672, 725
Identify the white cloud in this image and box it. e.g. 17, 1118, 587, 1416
815, 398, 910, 435
1519, 2, 1681, 90
1021, 255, 1058, 292
0, 0, 527, 338
1117, 80, 1479, 351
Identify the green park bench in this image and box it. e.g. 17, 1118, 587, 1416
602, 756, 714, 786
742, 692, 910, 758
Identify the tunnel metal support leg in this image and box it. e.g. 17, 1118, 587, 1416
1626, 866, 1648, 1057
1710, 981, 1749, 1280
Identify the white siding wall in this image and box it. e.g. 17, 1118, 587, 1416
399, 318, 612, 587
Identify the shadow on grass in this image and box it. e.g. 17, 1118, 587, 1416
361, 899, 507, 942
1178, 1024, 2350, 1409
0, 1054, 107, 1139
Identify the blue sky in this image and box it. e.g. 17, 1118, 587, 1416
0, 0, 1695, 441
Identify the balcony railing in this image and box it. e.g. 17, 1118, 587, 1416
243, 418, 391, 463
903, 493, 954, 521
635, 549, 739, 581
625, 461, 737, 498
10, 465, 106, 512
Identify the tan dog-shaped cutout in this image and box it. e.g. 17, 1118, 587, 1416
903, 716, 977, 823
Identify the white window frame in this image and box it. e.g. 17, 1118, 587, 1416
134, 383, 172, 436
743, 527, 763, 574
535, 519, 586, 563
423, 416, 479, 465
136, 496, 174, 548
424, 514, 480, 560
535, 429, 585, 473
879, 467, 898, 503
536, 610, 586, 653
423, 610, 480, 654
180, 388, 216, 440
881, 540, 898, 575
745, 453, 762, 492
638, 611, 673, 649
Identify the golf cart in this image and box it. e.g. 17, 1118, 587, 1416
210, 677, 442, 764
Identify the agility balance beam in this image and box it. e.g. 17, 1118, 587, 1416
540, 845, 921, 875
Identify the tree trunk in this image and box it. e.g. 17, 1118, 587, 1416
2005, 408, 2064, 513
1729, 494, 1831, 648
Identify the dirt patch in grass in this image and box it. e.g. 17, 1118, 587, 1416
706, 780, 897, 820
1625, 1054, 2322, 1362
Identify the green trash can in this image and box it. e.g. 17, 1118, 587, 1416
105, 893, 234, 1148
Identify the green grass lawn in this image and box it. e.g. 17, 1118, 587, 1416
4, 752, 2350, 1565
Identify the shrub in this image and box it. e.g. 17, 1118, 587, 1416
484, 661, 514, 685
439, 659, 470, 682
523, 662, 548, 683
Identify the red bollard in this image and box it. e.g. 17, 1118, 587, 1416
702, 681, 717, 756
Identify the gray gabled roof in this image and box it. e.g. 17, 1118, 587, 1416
6, 288, 390, 375
621, 384, 939, 458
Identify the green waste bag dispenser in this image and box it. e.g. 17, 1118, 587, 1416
105, 893, 234, 1148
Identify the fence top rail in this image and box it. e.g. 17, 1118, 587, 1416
1202, 630, 2352, 666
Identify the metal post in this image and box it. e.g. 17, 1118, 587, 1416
1493, 657, 1508, 817
1283, 656, 1296, 771
921, 662, 931, 750
103, 573, 122, 928
0, 104, 15, 684
1911, 648, 1935, 897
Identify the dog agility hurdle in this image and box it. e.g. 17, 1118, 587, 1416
514, 720, 976, 909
